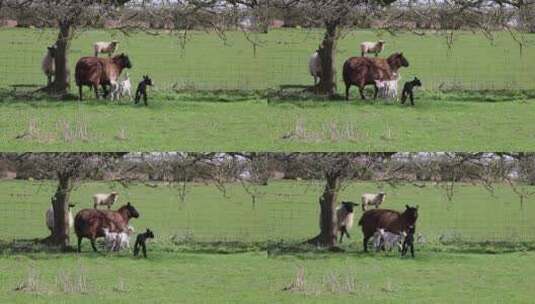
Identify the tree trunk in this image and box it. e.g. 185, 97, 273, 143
315, 21, 339, 97
44, 172, 72, 249
307, 171, 339, 248
46, 19, 72, 95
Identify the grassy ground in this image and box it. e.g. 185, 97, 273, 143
2, 90, 535, 151
1, 180, 535, 303
0, 28, 534, 151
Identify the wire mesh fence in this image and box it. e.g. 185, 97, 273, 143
0, 28, 534, 94
0, 180, 534, 244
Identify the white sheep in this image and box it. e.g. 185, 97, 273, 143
93, 192, 119, 209
102, 228, 120, 251
375, 78, 400, 100
336, 201, 359, 243
93, 40, 119, 57
361, 192, 386, 211
111, 72, 132, 101
116, 225, 135, 250
360, 40, 385, 57
42, 45, 56, 85
373, 228, 404, 252
309, 51, 322, 86
45, 203, 75, 233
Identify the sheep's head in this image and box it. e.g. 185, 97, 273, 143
379, 192, 386, 198
412, 77, 422, 87
388, 52, 409, 68
124, 202, 140, 218
341, 201, 358, 213
68, 203, 76, 209
378, 40, 385, 45
403, 204, 419, 223
47, 45, 57, 57
114, 53, 132, 69
145, 228, 155, 239
143, 75, 153, 86
111, 40, 119, 45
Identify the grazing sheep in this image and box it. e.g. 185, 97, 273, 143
93, 192, 119, 209
94, 40, 119, 57
336, 201, 359, 243
134, 75, 153, 106
75, 53, 132, 101
343, 53, 409, 101
309, 50, 322, 86
360, 40, 385, 57
359, 205, 419, 252
74, 202, 140, 253
45, 203, 75, 233
361, 192, 386, 211
133, 228, 155, 258
42, 45, 56, 86
111, 72, 133, 101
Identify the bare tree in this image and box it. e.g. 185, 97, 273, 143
3, 0, 131, 95
7, 153, 126, 249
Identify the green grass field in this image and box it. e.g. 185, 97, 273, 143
1, 180, 535, 303
0, 28, 534, 151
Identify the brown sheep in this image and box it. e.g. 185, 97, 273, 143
75, 53, 132, 101
358, 204, 418, 252
74, 202, 139, 253
342, 52, 409, 101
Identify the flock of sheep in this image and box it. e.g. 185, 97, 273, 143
41, 40, 153, 105
309, 40, 422, 104
45, 191, 154, 257
45, 189, 420, 257
335, 191, 422, 257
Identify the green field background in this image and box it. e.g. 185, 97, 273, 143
1, 28, 534, 91
1, 180, 533, 243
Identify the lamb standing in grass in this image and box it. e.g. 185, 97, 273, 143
360, 40, 385, 57
361, 192, 386, 211
373, 228, 404, 252
111, 72, 133, 101
308, 50, 322, 86
94, 41, 119, 57
336, 201, 359, 243
102, 227, 120, 251
45, 203, 75, 233
93, 192, 119, 209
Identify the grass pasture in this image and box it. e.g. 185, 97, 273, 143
1, 180, 535, 303
0, 28, 534, 151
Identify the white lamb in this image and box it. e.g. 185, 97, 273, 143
102, 228, 120, 251
111, 72, 133, 101
94, 40, 119, 57
361, 192, 386, 211
373, 228, 404, 252
360, 40, 385, 57
45, 203, 75, 233
309, 51, 322, 86
116, 225, 135, 250
93, 192, 119, 209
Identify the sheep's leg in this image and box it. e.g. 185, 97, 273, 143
345, 83, 350, 101
410, 243, 414, 257
90, 238, 98, 253
77, 237, 83, 252
363, 236, 370, 252
93, 84, 99, 99
373, 84, 379, 100
143, 93, 148, 106
142, 243, 147, 258
410, 92, 415, 106
78, 85, 83, 101
358, 86, 366, 100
